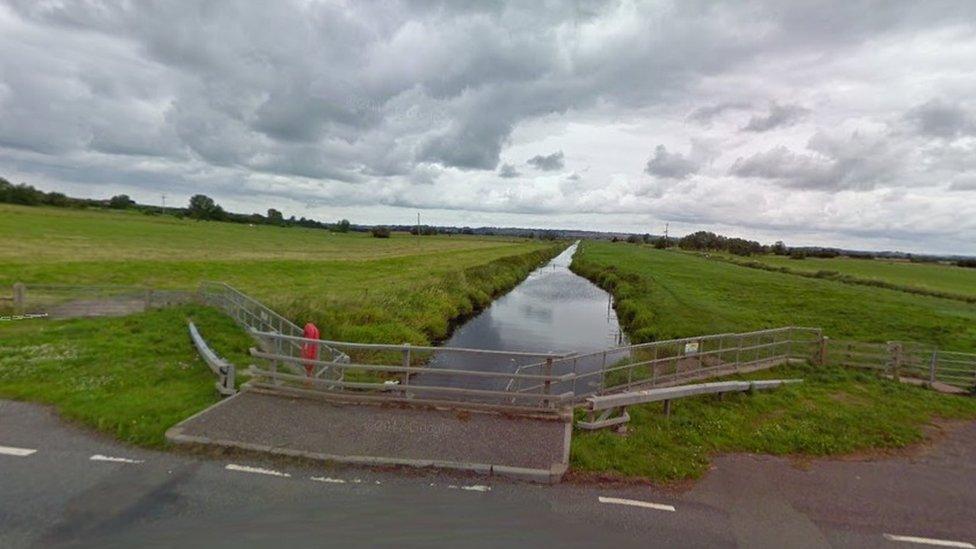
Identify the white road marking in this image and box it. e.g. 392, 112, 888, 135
225, 464, 291, 478
461, 485, 491, 492
598, 496, 676, 512
90, 454, 144, 464
883, 534, 975, 548
310, 476, 346, 484
0, 445, 37, 457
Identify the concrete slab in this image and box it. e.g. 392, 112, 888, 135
166, 389, 571, 483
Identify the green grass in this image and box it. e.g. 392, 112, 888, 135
0, 305, 253, 447
710, 252, 976, 303
571, 241, 976, 351
0, 205, 563, 444
0, 204, 563, 344
571, 363, 976, 480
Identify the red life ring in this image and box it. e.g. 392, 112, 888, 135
301, 323, 320, 377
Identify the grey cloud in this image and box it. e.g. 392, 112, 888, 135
905, 99, 976, 139
950, 175, 976, 191
527, 151, 565, 171
498, 163, 520, 178
729, 131, 901, 191
742, 103, 810, 132
687, 102, 751, 124
645, 145, 698, 179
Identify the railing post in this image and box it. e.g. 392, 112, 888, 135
402, 343, 411, 386
888, 342, 902, 382
12, 282, 25, 311
929, 349, 938, 384
818, 335, 829, 367
543, 354, 554, 408
272, 336, 281, 385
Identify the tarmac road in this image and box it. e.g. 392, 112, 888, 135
2, 399, 975, 548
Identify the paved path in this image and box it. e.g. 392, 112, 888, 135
2, 399, 976, 548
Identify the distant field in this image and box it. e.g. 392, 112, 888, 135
0, 204, 562, 344
571, 241, 976, 352
732, 253, 976, 301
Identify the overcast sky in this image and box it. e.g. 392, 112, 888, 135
2, 1, 976, 254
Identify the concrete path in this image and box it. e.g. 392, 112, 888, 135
167, 389, 571, 482
3, 398, 976, 548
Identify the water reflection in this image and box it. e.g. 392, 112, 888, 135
416, 242, 627, 393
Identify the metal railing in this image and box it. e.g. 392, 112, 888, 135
188, 321, 236, 396
6, 282, 192, 317
198, 282, 349, 379
824, 338, 976, 392
247, 330, 576, 412
510, 326, 822, 401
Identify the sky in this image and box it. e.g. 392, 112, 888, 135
1, 1, 975, 254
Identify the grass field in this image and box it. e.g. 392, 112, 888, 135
571, 363, 976, 480
713, 252, 976, 303
0, 204, 562, 344
0, 204, 562, 445
0, 305, 253, 447
571, 241, 976, 352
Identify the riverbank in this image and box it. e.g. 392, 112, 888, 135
567, 240, 976, 482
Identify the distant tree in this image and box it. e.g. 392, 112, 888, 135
334, 219, 351, 233
957, 258, 976, 269
642, 233, 652, 244
370, 226, 391, 238
0, 178, 44, 206
44, 192, 70, 207
267, 208, 284, 225
789, 249, 807, 260
653, 237, 669, 249
626, 234, 641, 244
188, 194, 225, 220
108, 194, 135, 209
770, 241, 788, 255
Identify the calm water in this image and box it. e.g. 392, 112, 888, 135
416, 242, 627, 392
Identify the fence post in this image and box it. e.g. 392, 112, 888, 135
818, 335, 829, 367
929, 349, 938, 385
402, 343, 411, 386
12, 282, 25, 310
272, 336, 281, 385
543, 354, 554, 408
888, 342, 902, 382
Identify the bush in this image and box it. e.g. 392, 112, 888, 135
789, 250, 807, 260
370, 226, 391, 238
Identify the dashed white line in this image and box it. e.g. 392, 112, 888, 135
461, 485, 491, 492
225, 464, 291, 477
90, 454, 144, 464
883, 534, 975, 548
598, 496, 676, 512
310, 476, 346, 484
0, 445, 37, 457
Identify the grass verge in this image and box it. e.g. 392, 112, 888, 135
0, 305, 253, 447
570, 363, 976, 481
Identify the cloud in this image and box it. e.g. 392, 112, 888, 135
687, 102, 751, 124
527, 151, 565, 171
904, 99, 976, 139
741, 103, 810, 132
2, 1, 976, 253
644, 145, 699, 179
497, 163, 520, 178
950, 174, 976, 191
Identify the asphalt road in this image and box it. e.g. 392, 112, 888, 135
2, 399, 975, 548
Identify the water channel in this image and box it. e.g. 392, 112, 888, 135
417, 242, 628, 394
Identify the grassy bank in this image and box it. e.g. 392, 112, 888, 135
571, 363, 976, 481
0, 205, 563, 444
0, 305, 253, 447
710, 252, 976, 304
0, 204, 563, 344
570, 241, 976, 351
568, 240, 976, 481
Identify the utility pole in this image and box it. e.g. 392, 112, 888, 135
161, 193, 166, 212
664, 222, 669, 247
417, 212, 421, 235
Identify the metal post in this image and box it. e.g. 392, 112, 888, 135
929, 349, 938, 384
144, 288, 153, 309
734, 334, 743, 370
888, 342, 902, 382
819, 335, 829, 367
272, 336, 281, 385
12, 282, 25, 310
786, 327, 794, 361
402, 343, 411, 386
543, 355, 554, 408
